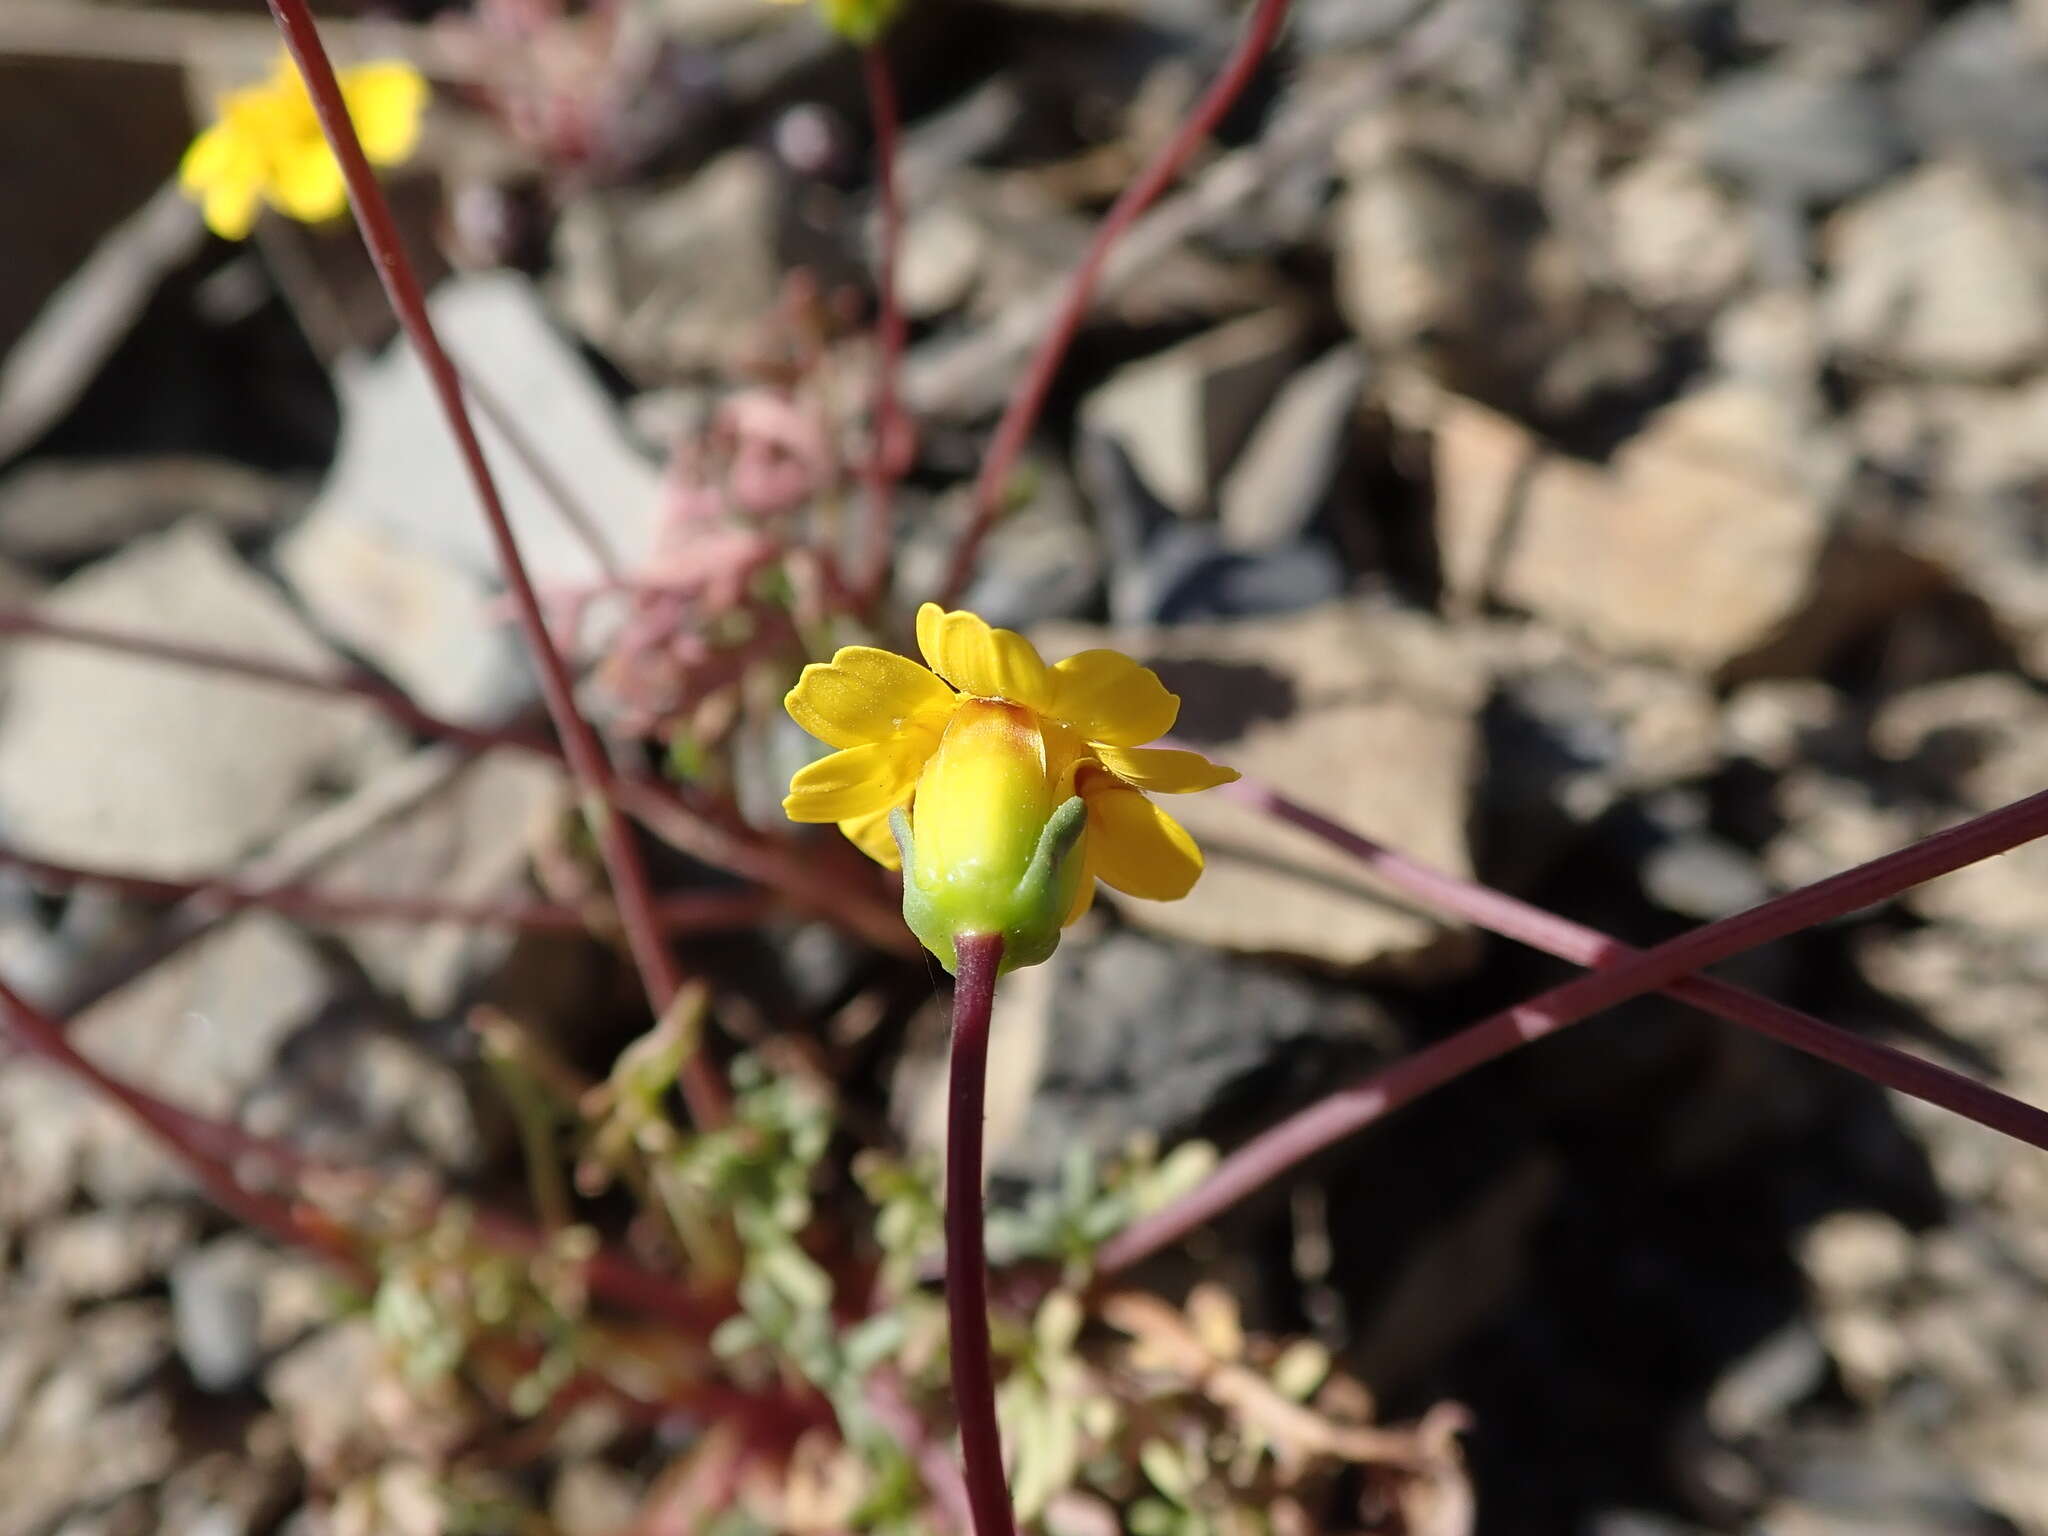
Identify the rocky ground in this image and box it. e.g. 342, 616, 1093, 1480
4, 0, 2048, 1531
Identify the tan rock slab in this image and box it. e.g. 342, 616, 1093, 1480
1037, 602, 1484, 975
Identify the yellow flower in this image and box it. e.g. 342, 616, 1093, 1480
763, 0, 904, 43
179, 56, 428, 241
783, 605, 1236, 969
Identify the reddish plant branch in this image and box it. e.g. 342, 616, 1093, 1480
936, 0, 1294, 605
263, 0, 726, 1126
854, 44, 909, 611
0, 968, 736, 1332
945, 933, 1017, 1536
0, 607, 548, 758
460, 365, 624, 583
1098, 783, 2048, 1275
0, 845, 772, 935
0, 606, 914, 952
1214, 776, 2048, 1153
0, 975, 357, 1268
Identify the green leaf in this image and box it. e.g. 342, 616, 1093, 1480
843, 1313, 908, 1376
1270, 1338, 1332, 1402
1139, 1440, 1192, 1503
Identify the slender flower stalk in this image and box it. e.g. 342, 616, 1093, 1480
1219, 777, 2048, 1152
0, 975, 356, 1267
946, 932, 1018, 1536
0, 605, 915, 951
855, 44, 908, 611
1099, 782, 2048, 1276
0, 845, 771, 935
261, 0, 728, 1127
0, 606, 548, 759
938, 0, 1295, 605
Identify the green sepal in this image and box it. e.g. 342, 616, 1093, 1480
892, 796, 1087, 976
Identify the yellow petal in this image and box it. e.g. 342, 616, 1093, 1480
1083, 781, 1203, 901
909, 700, 1050, 892
784, 740, 925, 823
838, 800, 906, 870
180, 125, 268, 240
270, 139, 349, 223
202, 175, 266, 241
341, 62, 429, 165
915, 603, 1052, 710
178, 122, 240, 193
786, 646, 955, 750
1093, 744, 1238, 794
1046, 649, 1178, 746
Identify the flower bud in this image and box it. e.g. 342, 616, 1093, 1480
890, 700, 1086, 974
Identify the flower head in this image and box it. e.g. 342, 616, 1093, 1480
783, 605, 1236, 970
179, 56, 428, 241
763, 0, 904, 44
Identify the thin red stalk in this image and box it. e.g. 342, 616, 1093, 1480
461, 366, 624, 581
610, 779, 918, 956
1098, 783, 2048, 1275
0, 605, 915, 953
1216, 776, 2048, 1153
936, 0, 1293, 605
0, 975, 358, 1270
0, 607, 547, 758
263, 0, 726, 1127
0, 845, 773, 935
855, 44, 908, 611
1, 969, 734, 1331
945, 933, 1017, 1536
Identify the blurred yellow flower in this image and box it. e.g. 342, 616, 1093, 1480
763, 0, 903, 44
179, 56, 428, 241
784, 604, 1236, 968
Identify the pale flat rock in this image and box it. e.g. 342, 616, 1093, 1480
305, 752, 566, 1018
281, 271, 660, 720
1428, 385, 1837, 671
1868, 674, 2048, 934
1824, 160, 2048, 378
1219, 344, 1368, 551
1606, 151, 1753, 311
1079, 309, 1307, 520
0, 1303, 178, 1535
1037, 603, 1483, 974
552, 150, 782, 384
1427, 392, 1542, 610
1335, 147, 1494, 355
279, 510, 527, 726
0, 455, 290, 564
0, 914, 329, 1226
0, 524, 393, 875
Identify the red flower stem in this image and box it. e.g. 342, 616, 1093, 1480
263, 0, 726, 1128
1220, 776, 2048, 1151
1097, 782, 2048, 1276
0, 606, 916, 953
0, 974, 360, 1271
461, 366, 624, 582
0, 607, 548, 758
0, 844, 772, 935
936, 0, 1293, 606
946, 932, 1017, 1536
0, 970, 738, 1333
855, 44, 908, 612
